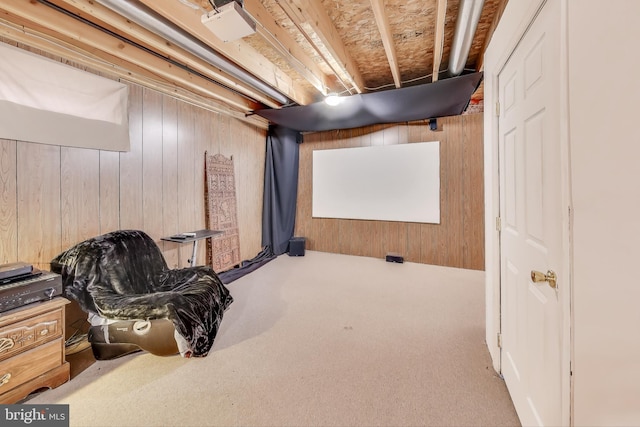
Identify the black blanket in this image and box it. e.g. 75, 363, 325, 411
51, 230, 233, 357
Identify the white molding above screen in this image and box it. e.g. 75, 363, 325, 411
312, 142, 440, 224
0, 43, 129, 151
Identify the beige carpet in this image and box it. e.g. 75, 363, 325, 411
29, 251, 520, 427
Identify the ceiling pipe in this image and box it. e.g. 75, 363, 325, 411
448, 0, 485, 77
94, 0, 290, 105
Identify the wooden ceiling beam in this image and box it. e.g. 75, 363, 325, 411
45, 0, 280, 108
432, 0, 447, 82
0, 0, 259, 112
370, 0, 401, 88
277, 0, 366, 94
243, 0, 330, 95
136, 0, 315, 105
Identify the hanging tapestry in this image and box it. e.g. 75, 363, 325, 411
205, 152, 241, 272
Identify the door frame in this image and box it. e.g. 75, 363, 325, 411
483, 0, 572, 425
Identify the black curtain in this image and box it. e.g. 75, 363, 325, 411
217, 246, 275, 284
217, 125, 300, 284
262, 125, 301, 255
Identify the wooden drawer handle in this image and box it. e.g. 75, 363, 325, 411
0, 373, 11, 387
0, 337, 15, 352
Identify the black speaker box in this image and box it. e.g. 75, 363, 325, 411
385, 252, 404, 263
288, 237, 306, 256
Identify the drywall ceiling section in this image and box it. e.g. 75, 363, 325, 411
255, 72, 483, 132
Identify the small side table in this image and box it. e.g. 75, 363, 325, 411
161, 229, 223, 267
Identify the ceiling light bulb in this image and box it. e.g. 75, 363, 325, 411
325, 94, 343, 106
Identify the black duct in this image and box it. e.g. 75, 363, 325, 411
255, 72, 483, 132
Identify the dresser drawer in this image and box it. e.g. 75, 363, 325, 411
0, 309, 63, 361
0, 339, 63, 396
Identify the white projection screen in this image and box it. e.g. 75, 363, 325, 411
312, 141, 440, 223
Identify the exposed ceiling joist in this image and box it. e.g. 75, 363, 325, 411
243, 0, 329, 95
0, 0, 259, 112
136, 0, 315, 105
432, 0, 447, 82
46, 0, 281, 108
369, 0, 401, 88
276, 0, 366, 94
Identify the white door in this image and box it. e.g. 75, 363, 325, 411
498, 1, 564, 426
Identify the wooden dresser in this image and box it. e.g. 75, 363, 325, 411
0, 298, 70, 403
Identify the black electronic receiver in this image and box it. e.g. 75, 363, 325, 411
0, 271, 63, 313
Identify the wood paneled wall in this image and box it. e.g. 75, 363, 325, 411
0, 45, 266, 271
295, 114, 484, 270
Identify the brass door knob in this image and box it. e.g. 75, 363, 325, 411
531, 270, 557, 289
